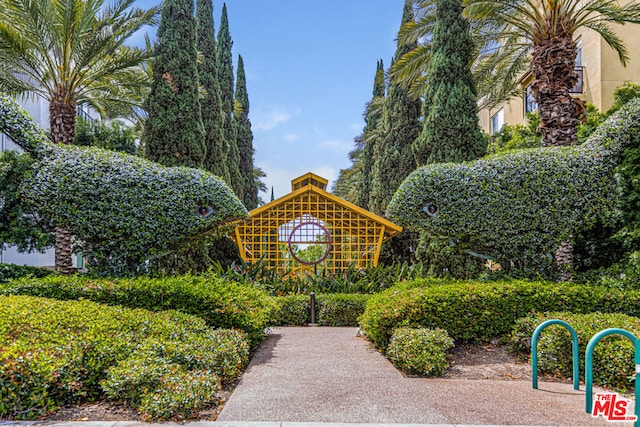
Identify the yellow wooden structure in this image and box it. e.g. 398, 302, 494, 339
234, 172, 402, 274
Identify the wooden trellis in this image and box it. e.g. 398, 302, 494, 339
234, 172, 402, 275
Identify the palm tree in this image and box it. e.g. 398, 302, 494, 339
0, 0, 160, 273
393, 0, 640, 146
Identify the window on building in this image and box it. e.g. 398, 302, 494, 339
575, 38, 582, 67
525, 85, 539, 114
491, 109, 504, 135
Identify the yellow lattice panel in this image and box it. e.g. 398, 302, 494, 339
234, 173, 402, 275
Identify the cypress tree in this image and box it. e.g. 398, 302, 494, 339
217, 3, 243, 197
235, 54, 259, 209
413, 0, 487, 277
355, 59, 385, 210
196, 0, 229, 182
145, 0, 205, 168
369, 1, 422, 216
412, 0, 486, 165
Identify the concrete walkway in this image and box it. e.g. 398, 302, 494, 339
216, 327, 633, 426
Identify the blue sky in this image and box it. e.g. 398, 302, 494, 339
134, 0, 406, 201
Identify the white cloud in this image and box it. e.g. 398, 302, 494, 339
252, 106, 300, 131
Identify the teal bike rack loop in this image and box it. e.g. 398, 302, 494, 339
585, 327, 639, 426
531, 319, 580, 390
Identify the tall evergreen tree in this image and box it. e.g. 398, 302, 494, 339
413, 0, 486, 165
369, 1, 422, 216
235, 54, 258, 209
145, 0, 205, 168
196, 0, 229, 182
355, 59, 386, 209
413, 0, 487, 278
217, 3, 243, 197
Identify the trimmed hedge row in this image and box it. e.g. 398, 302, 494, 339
510, 312, 640, 392
273, 293, 370, 326
0, 263, 55, 283
0, 295, 248, 420
359, 279, 640, 350
0, 274, 276, 347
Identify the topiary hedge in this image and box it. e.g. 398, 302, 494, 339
0, 93, 248, 275
0, 274, 276, 347
0, 263, 55, 283
510, 311, 640, 392
386, 98, 640, 268
0, 295, 248, 420
359, 279, 640, 350
273, 293, 370, 326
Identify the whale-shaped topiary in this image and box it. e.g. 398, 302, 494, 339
0, 93, 248, 274
386, 98, 640, 266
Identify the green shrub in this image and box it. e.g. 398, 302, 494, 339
387, 99, 640, 271
0, 274, 276, 347
359, 279, 640, 350
387, 328, 454, 376
0, 295, 247, 420
317, 294, 370, 326
272, 293, 370, 326
0, 263, 55, 283
102, 357, 220, 421
510, 311, 640, 392
0, 93, 247, 276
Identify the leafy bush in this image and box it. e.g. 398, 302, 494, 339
510, 311, 640, 392
359, 279, 640, 350
386, 328, 454, 376
102, 357, 220, 421
387, 98, 640, 272
272, 293, 370, 326
0, 263, 55, 283
0, 274, 275, 347
487, 112, 541, 155
0, 93, 247, 276
0, 295, 248, 420
317, 294, 370, 326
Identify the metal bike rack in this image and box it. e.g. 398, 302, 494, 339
531, 319, 580, 390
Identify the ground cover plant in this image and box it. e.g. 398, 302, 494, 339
0, 274, 275, 347
511, 311, 640, 392
0, 294, 248, 420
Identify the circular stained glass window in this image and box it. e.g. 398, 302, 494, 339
287, 222, 333, 265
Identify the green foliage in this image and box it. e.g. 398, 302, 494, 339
210, 259, 432, 295
0, 150, 54, 252
0, 263, 55, 283
387, 99, 640, 273
196, 0, 229, 183
487, 112, 541, 154
0, 94, 247, 276
144, 0, 206, 168
73, 117, 138, 155
510, 311, 640, 392
369, 3, 422, 217
0, 93, 48, 155
359, 279, 640, 351
0, 274, 275, 347
415, 234, 485, 279
272, 293, 370, 326
386, 327, 454, 376
217, 4, 243, 197
235, 54, 258, 210
0, 295, 248, 420
413, 0, 486, 165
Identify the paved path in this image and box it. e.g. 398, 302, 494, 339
217, 327, 633, 426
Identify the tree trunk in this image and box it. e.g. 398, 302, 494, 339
555, 237, 574, 282
50, 87, 77, 273
529, 34, 586, 147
